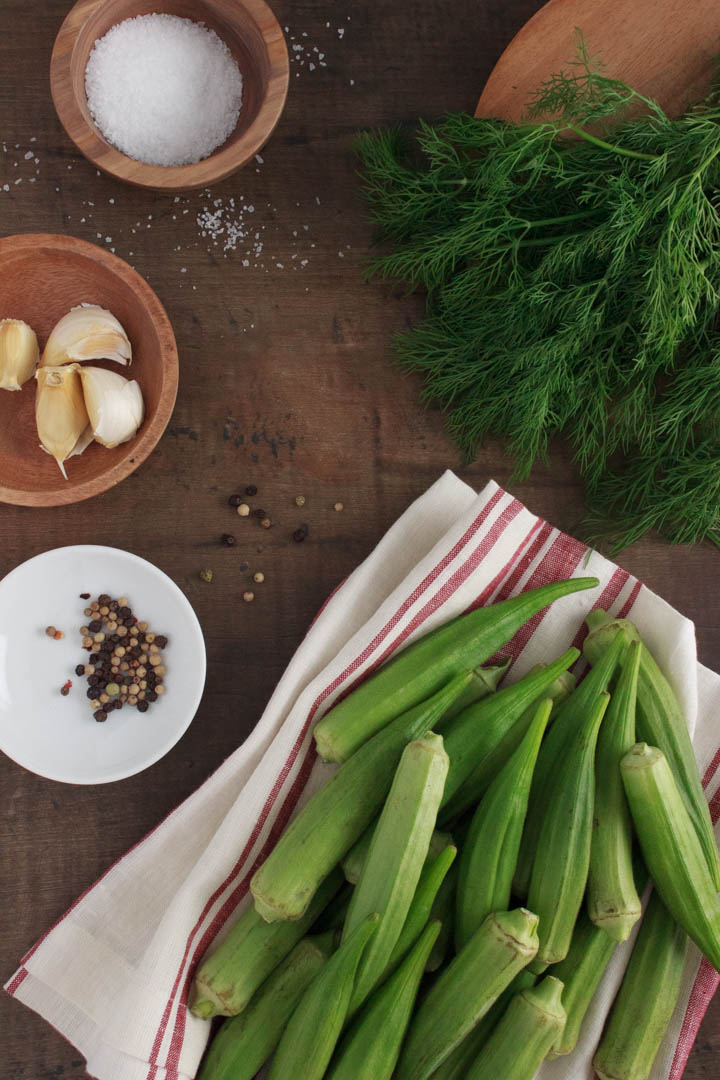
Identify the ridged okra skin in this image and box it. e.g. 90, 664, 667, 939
395, 908, 539, 1080
386, 844, 456, 973
313, 576, 598, 763
547, 908, 616, 1057
438, 646, 579, 819
191, 868, 343, 1017
326, 919, 440, 1080
251, 673, 470, 923
621, 742, 720, 971
527, 693, 609, 966
585, 608, 720, 891
513, 631, 627, 898
465, 975, 566, 1080
197, 932, 333, 1080
455, 698, 551, 950
594, 891, 687, 1080
342, 731, 449, 1012
588, 640, 642, 942
342, 824, 453, 885
267, 914, 378, 1080
441, 659, 511, 720
424, 857, 458, 972
439, 665, 576, 825
428, 969, 537, 1080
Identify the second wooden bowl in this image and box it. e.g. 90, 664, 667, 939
0, 234, 178, 506
50, 0, 290, 190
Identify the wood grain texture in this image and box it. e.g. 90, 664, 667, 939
0, 0, 718, 1077
51, 0, 290, 189
476, 0, 720, 120
0, 233, 178, 505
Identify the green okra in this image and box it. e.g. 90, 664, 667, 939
585, 609, 720, 891
621, 742, 720, 971
191, 868, 343, 1018
513, 631, 628, 898
428, 969, 537, 1080
547, 908, 617, 1058
342, 825, 453, 885
251, 673, 470, 923
326, 920, 441, 1080
424, 858, 458, 972
197, 932, 334, 1080
311, 882, 354, 934
455, 698, 551, 951
343, 731, 449, 1012
588, 640, 642, 942
395, 908, 540, 1080
465, 975, 567, 1080
267, 914, 378, 1080
441, 659, 511, 721
594, 890, 687, 1080
313, 576, 598, 763
439, 665, 576, 826
438, 646, 580, 819
386, 844, 456, 973
528, 693, 609, 966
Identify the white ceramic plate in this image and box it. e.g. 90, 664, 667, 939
0, 545, 206, 784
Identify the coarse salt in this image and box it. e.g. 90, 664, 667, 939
85, 14, 243, 167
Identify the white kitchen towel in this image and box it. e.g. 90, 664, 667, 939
6, 472, 720, 1080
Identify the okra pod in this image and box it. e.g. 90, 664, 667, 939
197, 932, 334, 1080
424, 858, 457, 971
527, 693, 609, 966
439, 665, 575, 825
191, 867, 343, 1017
438, 646, 580, 819
326, 919, 441, 1080
251, 673, 470, 922
585, 609, 720, 891
342, 825, 453, 885
428, 969, 537, 1080
313, 576, 598, 763
343, 731, 449, 1012
513, 631, 627, 897
621, 742, 720, 971
267, 913, 378, 1080
455, 698, 551, 950
386, 844, 456, 972
441, 659, 511, 721
588, 640, 642, 941
546, 908, 616, 1058
465, 975, 567, 1080
395, 907, 540, 1080
594, 890, 687, 1080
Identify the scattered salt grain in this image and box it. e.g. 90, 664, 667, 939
85, 14, 244, 167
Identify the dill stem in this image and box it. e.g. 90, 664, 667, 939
566, 124, 659, 161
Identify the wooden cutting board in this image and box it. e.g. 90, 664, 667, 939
476, 0, 720, 121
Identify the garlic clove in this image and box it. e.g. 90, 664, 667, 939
69, 424, 95, 460
77, 365, 144, 449
35, 365, 90, 479
0, 318, 39, 390
41, 304, 132, 368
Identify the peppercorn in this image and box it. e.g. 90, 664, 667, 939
228, 494, 243, 507
75, 664, 86, 676
295, 494, 306, 507
94, 709, 108, 722
146, 691, 158, 702
237, 503, 250, 517
260, 518, 271, 529
88, 619, 101, 633
60, 684, 70, 697
245, 484, 258, 496
137, 699, 149, 713
154, 635, 168, 649
200, 568, 213, 583
253, 572, 265, 583
252, 507, 267, 519
243, 590, 255, 603
334, 502, 344, 512
80, 593, 90, 600
87, 687, 97, 699
45, 625, 57, 638
293, 527, 307, 542
222, 533, 237, 547
118, 606, 131, 619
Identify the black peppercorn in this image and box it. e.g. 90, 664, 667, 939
228, 494, 243, 507
146, 691, 158, 702
79, 592, 91, 600
252, 507, 266, 519
137, 700, 149, 713
75, 664, 86, 676
118, 606, 131, 619
87, 687, 97, 699
154, 635, 168, 649
94, 709, 108, 723
293, 527, 307, 543
221, 533, 237, 547
88, 619, 102, 633
60, 684, 70, 697
245, 484, 258, 496
98, 594, 111, 605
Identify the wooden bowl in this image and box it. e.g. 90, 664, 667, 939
0, 234, 178, 507
50, 0, 290, 190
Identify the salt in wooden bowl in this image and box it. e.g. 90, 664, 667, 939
0, 233, 178, 506
50, 0, 290, 190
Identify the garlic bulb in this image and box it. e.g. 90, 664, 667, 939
77, 365, 144, 448
35, 365, 90, 478
0, 318, 39, 390
42, 304, 132, 367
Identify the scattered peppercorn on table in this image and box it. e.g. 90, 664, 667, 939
1, 0, 719, 1078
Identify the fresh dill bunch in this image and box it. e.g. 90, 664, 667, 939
356, 40, 720, 550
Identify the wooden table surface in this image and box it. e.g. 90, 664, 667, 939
1, 0, 718, 1076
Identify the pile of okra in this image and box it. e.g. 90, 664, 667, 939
190, 575, 720, 1080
